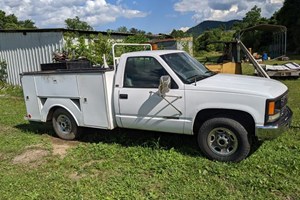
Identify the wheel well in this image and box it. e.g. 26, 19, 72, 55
46, 106, 61, 122
193, 109, 255, 137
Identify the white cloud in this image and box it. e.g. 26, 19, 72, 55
0, 0, 148, 28
179, 27, 190, 32
174, 0, 284, 23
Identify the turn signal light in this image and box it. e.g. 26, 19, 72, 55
268, 101, 275, 115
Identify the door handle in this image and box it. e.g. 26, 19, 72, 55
119, 94, 128, 99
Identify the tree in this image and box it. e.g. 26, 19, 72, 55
65, 16, 94, 31
0, 10, 36, 29
233, 6, 267, 31
170, 29, 188, 38
276, 0, 300, 52
63, 32, 111, 64
129, 27, 145, 34
19, 19, 36, 29
116, 26, 128, 33
243, 6, 263, 26
231, 6, 271, 53
124, 34, 148, 43
121, 34, 149, 53
195, 28, 234, 52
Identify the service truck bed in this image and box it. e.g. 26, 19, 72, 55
21, 68, 116, 130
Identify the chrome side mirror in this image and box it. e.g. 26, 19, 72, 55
158, 75, 171, 96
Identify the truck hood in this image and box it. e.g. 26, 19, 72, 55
186, 74, 287, 98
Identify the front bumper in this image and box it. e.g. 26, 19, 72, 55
255, 106, 293, 140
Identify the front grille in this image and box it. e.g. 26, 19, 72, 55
281, 94, 288, 108
280, 93, 288, 117
281, 106, 287, 117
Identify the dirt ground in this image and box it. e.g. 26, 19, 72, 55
12, 136, 79, 166
50, 136, 79, 158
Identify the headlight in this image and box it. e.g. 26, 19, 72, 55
266, 100, 281, 122
266, 93, 288, 123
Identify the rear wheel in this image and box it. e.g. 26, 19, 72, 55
198, 117, 250, 162
52, 108, 79, 140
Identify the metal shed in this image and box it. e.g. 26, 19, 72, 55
238, 24, 287, 59
0, 29, 133, 85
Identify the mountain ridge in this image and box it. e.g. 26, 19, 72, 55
186, 20, 240, 37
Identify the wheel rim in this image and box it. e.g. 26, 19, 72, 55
56, 115, 72, 135
207, 127, 238, 156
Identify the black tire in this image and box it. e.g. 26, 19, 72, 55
52, 108, 79, 140
198, 117, 251, 162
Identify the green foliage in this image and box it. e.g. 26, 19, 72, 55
170, 29, 189, 38
129, 27, 146, 34
65, 16, 94, 31
63, 32, 112, 65
116, 26, 128, 33
233, 6, 267, 31
124, 34, 148, 43
0, 61, 7, 83
18, 19, 36, 29
181, 41, 190, 53
195, 28, 234, 52
0, 83, 23, 97
230, 6, 273, 54
276, 0, 300, 53
111, 26, 147, 34
0, 10, 36, 29
117, 34, 150, 54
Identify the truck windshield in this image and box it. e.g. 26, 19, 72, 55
161, 52, 215, 84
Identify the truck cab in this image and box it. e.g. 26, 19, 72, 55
113, 50, 292, 162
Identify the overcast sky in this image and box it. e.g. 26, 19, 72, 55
0, 0, 284, 33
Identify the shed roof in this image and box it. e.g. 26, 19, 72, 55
0, 28, 172, 39
0, 28, 133, 36
239, 24, 287, 36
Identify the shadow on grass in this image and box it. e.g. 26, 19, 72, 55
15, 122, 54, 136
291, 125, 300, 129
15, 122, 264, 159
15, 123, 201, 157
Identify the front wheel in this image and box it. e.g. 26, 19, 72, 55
52, 108, 80, 140
198, 117, 251, 162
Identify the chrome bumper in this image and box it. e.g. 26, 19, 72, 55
255, 106, 293, 140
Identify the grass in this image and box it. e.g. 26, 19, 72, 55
0, 74, 300, 199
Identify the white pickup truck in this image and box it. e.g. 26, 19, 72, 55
21, 44, 292, 162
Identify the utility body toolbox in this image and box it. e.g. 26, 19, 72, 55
21, 68, 116, 129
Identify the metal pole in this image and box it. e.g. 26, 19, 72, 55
284, 29, 287, 56
112, 43, 152, 70
282, 31, 284, 56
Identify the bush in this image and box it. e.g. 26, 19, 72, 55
63, 32, 112, 65
0, 61, 8, 83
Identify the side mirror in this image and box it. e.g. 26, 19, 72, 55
158, 75, 171, 96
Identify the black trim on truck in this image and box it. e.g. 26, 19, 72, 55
257, 90, 292, 140
264, 91, 288, 125
256, 106, 292, 140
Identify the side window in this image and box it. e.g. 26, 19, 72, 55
124, 57, 178, 88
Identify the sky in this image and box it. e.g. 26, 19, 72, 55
1, 0, 284, 34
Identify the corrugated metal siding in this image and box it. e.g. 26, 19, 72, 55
0, 32, 64, 85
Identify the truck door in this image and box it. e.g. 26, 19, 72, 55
116, 56, 185, 133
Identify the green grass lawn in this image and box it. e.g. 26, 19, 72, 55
0, 73, 300, 199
